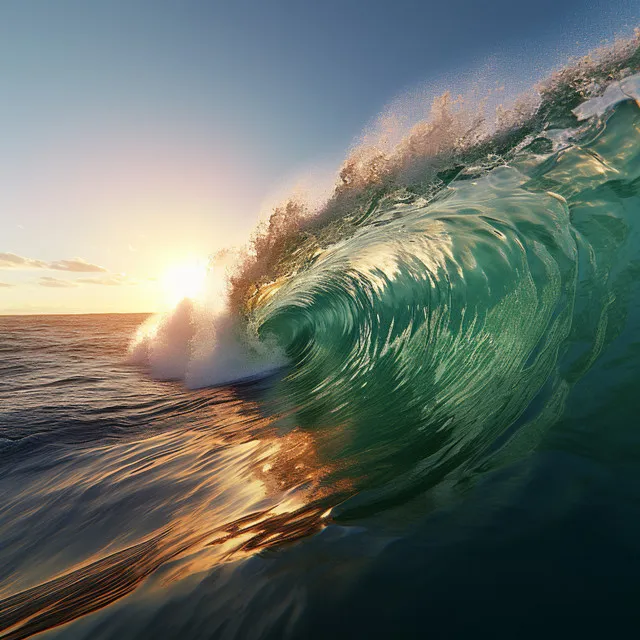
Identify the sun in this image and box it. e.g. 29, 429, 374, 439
161, 258, 209, 306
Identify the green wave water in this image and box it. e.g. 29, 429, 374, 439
248, 71, 640, 514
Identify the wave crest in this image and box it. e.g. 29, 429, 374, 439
227, 29, 640, 315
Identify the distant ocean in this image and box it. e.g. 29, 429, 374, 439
3, 35, 640, 640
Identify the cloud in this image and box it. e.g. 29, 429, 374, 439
0, 282, 13, 288
38, 276, 78, 288
1, 253, 134, 288
49, 258, 107, 273
0, 253, 106, 273
76, 274, 135, 286
0, 253, 47, 269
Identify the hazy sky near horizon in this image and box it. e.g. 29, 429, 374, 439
1, 0, 638, 313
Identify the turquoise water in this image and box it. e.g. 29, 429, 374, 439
2, 44, 640, 639
248, 77, 640, 517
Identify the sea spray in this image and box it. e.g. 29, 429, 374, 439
129, 296, 286, 389
224, 29, 640, 315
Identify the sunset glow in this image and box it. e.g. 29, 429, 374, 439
161, 259, 210, 307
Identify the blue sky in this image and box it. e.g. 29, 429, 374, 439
0, 0, 638, 313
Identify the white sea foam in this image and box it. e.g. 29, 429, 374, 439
129, 284, 286, 390
573, 73, 640, 120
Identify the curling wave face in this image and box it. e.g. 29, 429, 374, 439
250, 84, 640, 508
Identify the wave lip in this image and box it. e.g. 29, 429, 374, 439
573, 74, 640, 120
227, 30, 640, 315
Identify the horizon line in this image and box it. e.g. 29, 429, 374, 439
0, 310, 155, 317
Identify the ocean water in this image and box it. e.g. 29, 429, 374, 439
3, 43, 640, 639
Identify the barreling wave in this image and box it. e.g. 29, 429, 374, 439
133, 29, 640, 508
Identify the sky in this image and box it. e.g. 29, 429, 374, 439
0, 0, 638, 314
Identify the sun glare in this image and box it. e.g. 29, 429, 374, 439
162, 259, 209, 306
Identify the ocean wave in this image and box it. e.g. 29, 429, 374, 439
132, 32, 640, 506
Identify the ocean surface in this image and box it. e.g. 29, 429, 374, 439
3, 40, 640, 639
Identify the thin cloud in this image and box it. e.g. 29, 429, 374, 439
38, 276, 78, 289
0, 253, 47, 269
49, 258, 107, 273
0, 253, 107, 273
76, 274, 136, 286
